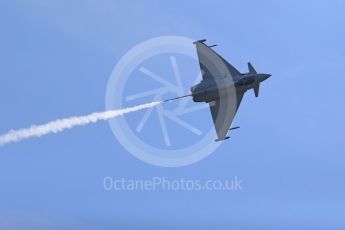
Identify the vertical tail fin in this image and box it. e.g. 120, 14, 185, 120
248, 62, 257, 74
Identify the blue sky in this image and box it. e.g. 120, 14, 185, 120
0, 0, 345, 229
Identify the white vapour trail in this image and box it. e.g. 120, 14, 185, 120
0, 101, 162, 146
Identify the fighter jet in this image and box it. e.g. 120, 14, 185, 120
191, 39, 271, 142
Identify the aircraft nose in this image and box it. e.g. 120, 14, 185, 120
260, 74, 271, 81
264, 74, 271, 79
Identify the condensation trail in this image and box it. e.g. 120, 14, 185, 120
0, 101, 162, 146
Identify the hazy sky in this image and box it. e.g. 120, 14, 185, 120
0, 0, 344, 229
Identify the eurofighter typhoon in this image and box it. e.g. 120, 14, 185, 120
184, 39, 271, 141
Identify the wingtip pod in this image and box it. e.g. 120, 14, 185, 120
215, 136, 230, 142
193, 39, 207, 44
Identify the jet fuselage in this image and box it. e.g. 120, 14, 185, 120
191, 73, 270, 103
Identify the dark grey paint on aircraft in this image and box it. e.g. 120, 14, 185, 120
190, 39, 271, 142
